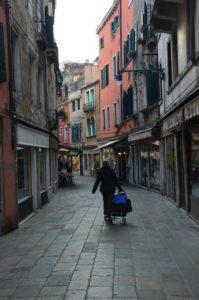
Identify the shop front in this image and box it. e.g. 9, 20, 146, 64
16, 124, 49, 221
184, 97, 199, 222
129, 127, 160, 190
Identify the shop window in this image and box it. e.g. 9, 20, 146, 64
149, 141, 160, 189
94, 154, 100, 170
164, 135, 176, 200
17, 147, 31, 200
190, 131, 199, 222
140, 144, 149, 187
39, 150, 46, 191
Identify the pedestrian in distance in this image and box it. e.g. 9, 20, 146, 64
92, 160, 123, 221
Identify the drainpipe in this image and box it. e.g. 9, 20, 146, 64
119, 0, 123, 124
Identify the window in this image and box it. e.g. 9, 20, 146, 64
187, 0, 196, 62
38, 67, 44, 111
0, 23, 6, 82
59, 127, 63, 136
11, 31, 21, 92
107, 107, 110, 129
99, 35, 104, 49
87, 118, 91, 136
114, 103, 117, 126
77, 98, 81, 110
117, 52, 120, 75
27, 0, 33, 17
91, 117, 96, 136
167, 40, 172, 87
167, 29, 178, 88
113, 56, 117, 79
101, 64, 109, 89
72, 100, 75, 112
90, 89, 95, 103
17, 147, 31, 200
110, 15, 119, 38
64, 126, 68, 143
64, 85, 68, 98
102, 109, 106, 130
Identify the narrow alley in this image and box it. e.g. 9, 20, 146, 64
0, 176, 199, 300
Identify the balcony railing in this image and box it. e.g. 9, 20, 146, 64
83, 102, 96, 112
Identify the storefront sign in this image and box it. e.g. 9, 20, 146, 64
163, 110, 183, 133
184, 97, 199, 121
128, 129, 152, 142
17, 124, 49, 148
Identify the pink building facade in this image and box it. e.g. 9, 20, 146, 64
0, 1, 17, 233
97, 0, 136, 182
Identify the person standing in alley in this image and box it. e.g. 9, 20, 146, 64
92, 160, 123, 221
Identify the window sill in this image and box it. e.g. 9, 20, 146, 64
87, 135, 96, 138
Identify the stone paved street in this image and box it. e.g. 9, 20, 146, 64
0, 176, 199, 300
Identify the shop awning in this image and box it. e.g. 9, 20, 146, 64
91, 139, 120, 152
58, 145, 82, 154
128, 126, 159, 143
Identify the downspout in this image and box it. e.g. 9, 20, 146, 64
119, 0, 123, 124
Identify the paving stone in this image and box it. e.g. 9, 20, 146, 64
87, 287, 112, 298
68, 279, 89, 290
12, 285, 41, 297
114, 275, 136, 286
39, 286, 67, 297
113, 285, 137, 298
64, 290, 86, 300
45, 274, 71, 286
92, 268, 114, 276
90, 275, 113, 287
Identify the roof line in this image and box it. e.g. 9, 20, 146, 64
96, 0, 119, 34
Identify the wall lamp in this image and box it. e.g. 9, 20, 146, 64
116, 68, 165, 85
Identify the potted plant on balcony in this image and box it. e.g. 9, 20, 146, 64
128, 50, 137, 60
137, 37, 146, 45
58, 110, 68, 121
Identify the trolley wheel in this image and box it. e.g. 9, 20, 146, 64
122, 218, 126, 225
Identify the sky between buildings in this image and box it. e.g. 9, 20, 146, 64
54, 0, 113, 64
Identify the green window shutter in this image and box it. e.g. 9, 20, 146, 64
0, 23, 6, 83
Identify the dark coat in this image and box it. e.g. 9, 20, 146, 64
92, 165, 122, 194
